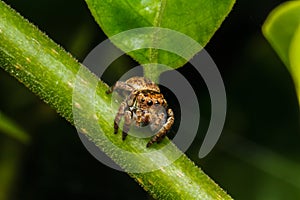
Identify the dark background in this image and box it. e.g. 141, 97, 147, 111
0, 0, 299, 199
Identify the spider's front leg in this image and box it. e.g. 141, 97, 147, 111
113, 91, 138, 140
107, 80, 134, 133
147, 108, 174, 147
114, 101, 127, 134
122, 110, 132, 140
121, 91, 138, 140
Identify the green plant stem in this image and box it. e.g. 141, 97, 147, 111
143, 64, 161, 82
0, 1, 232, 199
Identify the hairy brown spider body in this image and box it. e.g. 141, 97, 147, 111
106, 76, 174, 147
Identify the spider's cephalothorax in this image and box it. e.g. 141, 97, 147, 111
106, 76, 174, 147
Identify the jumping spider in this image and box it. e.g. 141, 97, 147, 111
106, 76, 174, 147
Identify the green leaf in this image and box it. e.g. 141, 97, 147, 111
85, 0, 235, 78
263, 1, 300, 105
0, 112, 30, 144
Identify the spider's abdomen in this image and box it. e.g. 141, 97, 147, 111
125, 77, 160, 93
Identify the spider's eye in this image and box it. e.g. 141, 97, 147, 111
147, 100, 153, 106
141, 98, 145, 102
155, 100, 160, 105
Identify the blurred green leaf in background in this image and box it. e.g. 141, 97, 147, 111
0, 112, 28, 200
0, 112, 29, 144
263, 0, 300, 106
